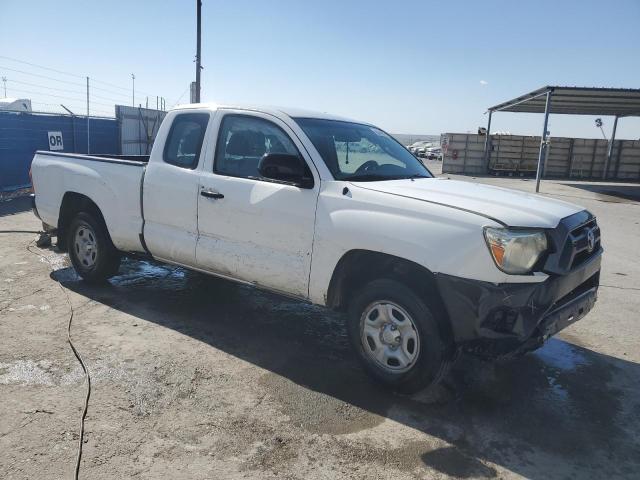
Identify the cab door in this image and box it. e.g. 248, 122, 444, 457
196, 111, 319, 298
143, 111, 211, 266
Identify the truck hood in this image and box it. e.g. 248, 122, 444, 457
351, 178, 583, 228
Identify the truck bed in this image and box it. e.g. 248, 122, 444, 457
31, 150, 147, 253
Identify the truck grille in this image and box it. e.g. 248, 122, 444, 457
543, 212, 601, 275
564, 218, 601, 270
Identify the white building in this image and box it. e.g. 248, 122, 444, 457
0, 98, 32, 112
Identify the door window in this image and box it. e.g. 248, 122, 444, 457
163, 113, 209, 169
214, 114, 306, 180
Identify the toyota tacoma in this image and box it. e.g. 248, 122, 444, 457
30, 104, 602, 392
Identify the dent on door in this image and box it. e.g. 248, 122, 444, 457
195, 112, 317, 298
196, 176, 315, 298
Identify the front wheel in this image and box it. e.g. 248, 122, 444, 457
347, 279, 452, 393
67, 211, 121, 283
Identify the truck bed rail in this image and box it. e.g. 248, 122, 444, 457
34, 151, 149, 166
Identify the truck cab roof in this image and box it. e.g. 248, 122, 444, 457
172, 102, 365, 124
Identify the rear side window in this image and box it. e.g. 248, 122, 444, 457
163, 113, 209, 169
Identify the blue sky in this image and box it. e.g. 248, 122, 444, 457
2, 0, 639, 138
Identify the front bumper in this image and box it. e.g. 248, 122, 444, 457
435, 248, 601, 358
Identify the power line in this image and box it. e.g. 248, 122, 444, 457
0, 69, 172, 108
5, 79, 129, 104
172, 85, 191, 107
0, 59, 176, 104
91, 76, 172, 101
8, 86, 117, 109
79, 84, 130, 99
0, 55, 159, 97
0, 55, 85, 79
0, 65, 87, 88
6, 78, 83, 95
0, 70, 131, 100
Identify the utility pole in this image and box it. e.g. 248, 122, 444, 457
86, 76, 90, 154
131, 73, 135, 107
1, 77, 6, 97
195, 0, 202, 103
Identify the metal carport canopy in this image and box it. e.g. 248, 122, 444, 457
488, 86, 640, 116
484, 86, 640, 192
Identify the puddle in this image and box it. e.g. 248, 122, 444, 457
109, 259, 186, 287
39, 251, 71, 271
530, 340, 592, 404
533, 338, 590, 371
48, 256, 187, 288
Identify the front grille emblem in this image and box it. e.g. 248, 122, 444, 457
587, 228, 596, 253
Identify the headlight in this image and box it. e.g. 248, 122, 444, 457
483, 227, 548, 274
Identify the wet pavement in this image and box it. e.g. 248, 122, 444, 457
2, 180, 640, 479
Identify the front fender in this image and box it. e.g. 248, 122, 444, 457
308, 182, 543, 306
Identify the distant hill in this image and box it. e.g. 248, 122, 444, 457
392, 134, 440, 146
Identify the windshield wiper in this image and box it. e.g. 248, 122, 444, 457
344, 174, 391, 182
345, 173, 431, 182
397, 174, 431, 180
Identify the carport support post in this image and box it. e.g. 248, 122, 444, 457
483, 110, 493, 172
604, 115, 618, 180
535, 91, 552, 193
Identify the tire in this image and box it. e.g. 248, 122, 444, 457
347, 278, 452, 394
67, 211, 121, 283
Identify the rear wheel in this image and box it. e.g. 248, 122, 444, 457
67, 211, 121, 283
347, 279, 452, 393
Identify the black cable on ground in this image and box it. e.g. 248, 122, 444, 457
18, 236, 90, 480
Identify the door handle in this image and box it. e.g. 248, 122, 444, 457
200, 189, 224, 199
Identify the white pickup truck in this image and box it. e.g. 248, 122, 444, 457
31, 104, 602, 392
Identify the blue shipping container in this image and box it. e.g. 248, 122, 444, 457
0, 111, 119, 191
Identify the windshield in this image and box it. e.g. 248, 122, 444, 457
294, 118, 433, 181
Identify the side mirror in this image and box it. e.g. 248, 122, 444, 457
258, 153, 313, 188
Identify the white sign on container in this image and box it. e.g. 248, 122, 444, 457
48, 131, 64, 151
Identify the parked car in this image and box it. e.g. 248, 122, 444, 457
415, 142, 434, 158
424, 147, 442, 160
31, 103, 602, 393
407, 141, 430, 155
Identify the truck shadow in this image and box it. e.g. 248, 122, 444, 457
53, 258, 640, 479
0, 195, 32, 218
